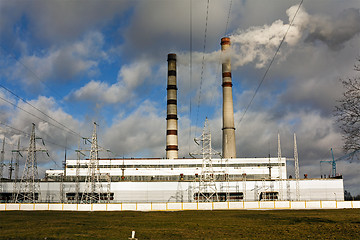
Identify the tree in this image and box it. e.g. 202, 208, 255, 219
334, 58, 360, 152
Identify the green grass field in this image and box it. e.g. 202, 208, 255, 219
0, 209, 359, 239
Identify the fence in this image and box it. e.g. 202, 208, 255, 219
1, 200, 359, 211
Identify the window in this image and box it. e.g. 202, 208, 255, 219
259, 192, 278, 201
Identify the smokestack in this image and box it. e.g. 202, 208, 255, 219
221, 37, 236, 158
166, 53, 178, 159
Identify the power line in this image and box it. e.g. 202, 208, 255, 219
224, 0, 233, 36
209, 0, 233, 110
0, 45, 63, 100
0, 121, 76, 152
0, 121, 61, 169
189, 0, 193, 153
0, 84, 80, 138
0, 41, 111, 152
236, 0, 304, 129
0, 93, 111, 156
195, 0, 210, 136
0, 95, 79, 138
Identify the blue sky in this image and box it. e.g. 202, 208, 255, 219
0, 0, 360, 194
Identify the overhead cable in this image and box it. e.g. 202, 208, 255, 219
236, 0, 304, 129
195, 0, 210, 136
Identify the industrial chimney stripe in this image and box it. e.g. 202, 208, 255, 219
166, 53, 179, 159
168, 70, 176, 76
222, 82, 233, 87
166, 145, 179, 151
221, 37, 236, 159
167, 85, 178, 90
221, 38, 231, 45
222, 72, 232, 78
167, 99, 177, 105
166, 114, 178, 120
167, 130, 177, 135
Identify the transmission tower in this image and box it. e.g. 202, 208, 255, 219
16, 123, 48, 203
190, 118, 221, 202
12, 139, 22, 200
0, 137, 4, 191
74, 139, 85, 203
81, 122, 102, 203
277, 133, 283, 200
0, 137, 4, 177
294, 133, 300, 201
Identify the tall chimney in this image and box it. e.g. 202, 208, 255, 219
221, 37, 236, 158
166, 53, 179, 159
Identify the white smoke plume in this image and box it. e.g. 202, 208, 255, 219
230, 4, 305, 68
231, 4, 360, 68
179, 4, 360, 70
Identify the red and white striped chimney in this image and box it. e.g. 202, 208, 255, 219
221, 37, 236, 158
166, 53, 178, 159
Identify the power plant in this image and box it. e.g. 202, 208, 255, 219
0, 38, 345, 205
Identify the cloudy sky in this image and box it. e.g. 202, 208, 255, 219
0, 0, 359, 194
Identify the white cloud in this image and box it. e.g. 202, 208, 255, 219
102, 100, 165, 157
68, 59, 152, 104
12, 32, 107, 86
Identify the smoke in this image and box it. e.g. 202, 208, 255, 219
178, 4, 360, 70
304, 8, 360, 50
229, 5, 360, 68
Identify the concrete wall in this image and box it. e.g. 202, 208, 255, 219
1, 178, 344, 203
1, 201, 359, 211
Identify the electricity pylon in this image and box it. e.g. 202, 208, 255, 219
0, 137, 4, 191
12, 139, 22, 201
277, 133, 283, 200
294, 133, 300, 201
190, 118, 221, 202
15, 123, 48, 203
81, 122, 102, 203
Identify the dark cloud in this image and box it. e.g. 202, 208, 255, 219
0, 0, 133, 48
305, 8, 360, 50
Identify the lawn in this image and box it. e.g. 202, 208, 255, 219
0, 209, 359, 239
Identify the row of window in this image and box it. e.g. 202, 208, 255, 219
47, 174, 270, 182
0, 191, 279, 203
66, 163, 285, 169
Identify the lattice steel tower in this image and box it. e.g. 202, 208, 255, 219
11, 139, 21, 200
0, 137, 4, 192
191, 118, 221, 202
294, 133, 300, 201
15, 123, 46, 203
277, 133, 283, 200
81, 122, 101, 203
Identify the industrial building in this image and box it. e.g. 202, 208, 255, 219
0, 37, 344, 204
